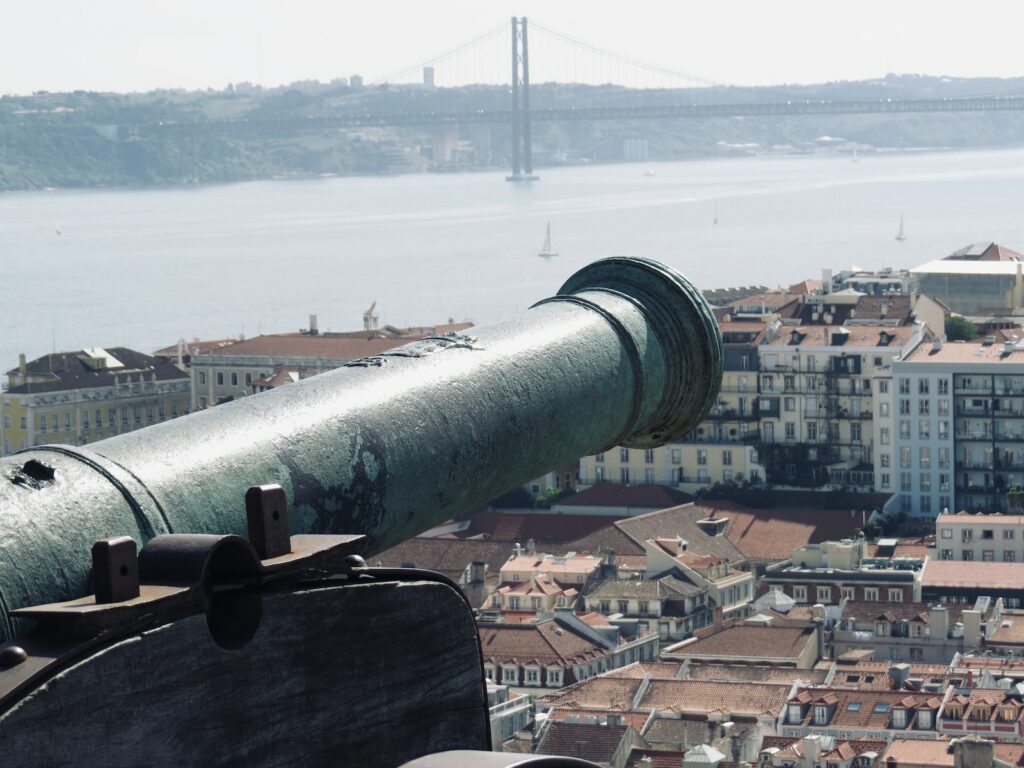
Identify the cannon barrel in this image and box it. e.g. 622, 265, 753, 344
0, 256, 721, 640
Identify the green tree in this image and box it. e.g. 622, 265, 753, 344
945, 316, 979, 341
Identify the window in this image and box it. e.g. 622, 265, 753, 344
851, 423, 861, 442
941, 528, 952, 539
919, 379, 930, 395
108, 409, 116, 427
502, 666, 518, 684
919, 421, 930, 440
620, 468, 630, 484
899, 380, 910, 394
784, 396, 795, 412
900, 448, 911, 468
920, 496, 930, 514
51, 414, 58, 430
920, 474, 931, 492
873, 702, 891, 714
722, 450, 732, 465
722, 469, 733, 483
865, 588, 879, 601
919, 400, 930, 416
785, 463, 796, 480
963, 551, 974, 561
808, 422, 817, 441
814, 705, 828, 725
671, 449, 681, 464
618, 600, 628, 614
941, 549, 954, 560
198, 371, 206, 386
638, 601, 649, 615
893, 708, 908, 727
39, 416, 46, 433
919, 447, 931, 469
19, 416, 26, 429
547, 669, 562, 686
983, 550, 994, 562
245, 373, 252, 385
216, 372, 224, 386
595, 452, 604, 463
619, 447, 629, 462
785, 422, 796, 441
879, 380, 889, 393
508, 596, 520, 609
982, 529, 994, 540
841, 587, 855, 601
697, 449, 707, 465
938, 399, 950, 417
229, 372, 237, 386
881, 453, 891, 468
899, 399, 911, 415
793, 586, 808, 602
899, 421, 910, 439
881, 427, 890, 445
1006, 551, 1016, 562
880, 402, 890, 417
644, 448, 654, 464
644, 468, 655, 484
784, 375, 795, 391
880, 473, 891, 489
939, 447, 950, 469
531, 597, 541, 610
524, 668, 539, 684
817, 586, 832, 603
938, 379, 949, 395
761, 375, 774, 391
698, 468, 709, 482
888, 589, 903, 602
847, 702, 862, 713
938, 421, 949, 439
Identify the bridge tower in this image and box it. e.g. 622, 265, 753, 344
507, 16, 538, 182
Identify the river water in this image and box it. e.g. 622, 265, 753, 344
3, 147, 1024, 369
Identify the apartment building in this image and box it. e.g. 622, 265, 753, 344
579, 320, 766, 492
1, 348, 191, 455
910, 243, 1024, 316
934, 512, 1024, 563
890, 338, 1024, 517
761, 539, 926, 605
758, 318, 925, 492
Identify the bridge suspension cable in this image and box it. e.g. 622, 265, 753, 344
527, 20, 726, 89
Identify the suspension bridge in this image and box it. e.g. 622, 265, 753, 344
132, 17, 1024, 181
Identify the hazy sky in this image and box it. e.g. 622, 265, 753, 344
4, 1, 1024, 95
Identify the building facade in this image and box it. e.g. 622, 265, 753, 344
1, 348, 191, 456
890, 339, 1024, 517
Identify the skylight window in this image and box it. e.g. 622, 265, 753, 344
848, 702, 862, 712
873, 703, 890, 713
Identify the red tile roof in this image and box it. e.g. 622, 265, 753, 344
558, 483, 694, 510
535, 721, 631, 763
637, 680, 791, 717
666, 623, 817, 663
460, 511, 621, 547
479, 619, 610, 668
539, 677, 644, 711
685, 663, 830, 685
923, 560, 1024, 590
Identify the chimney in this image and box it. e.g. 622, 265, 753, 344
962, 610, 982, 647
712, 605, 724, 629
19, 353, 26, 377
822, 269, 832, 295
803, 735, 822, 767
526, 538, 536, 556
929, 606, 949, 639
953, 737, 995, 768
308, 314, 319, 335
889, 663, 910, 690
177, 339, 185, 366
469, 561, 486, 584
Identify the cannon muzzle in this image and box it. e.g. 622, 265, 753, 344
0, 256, 720, 640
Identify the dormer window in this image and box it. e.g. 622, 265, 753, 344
788, 704, 804, 723
918, 709, 933, 729
814, 705, 828, 725
893, 708, 907, 728
1000, 705, 1017, 722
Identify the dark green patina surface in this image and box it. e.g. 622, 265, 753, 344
0, 256, 721, 640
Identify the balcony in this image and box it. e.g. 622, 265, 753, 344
705, 406, 760, 422
956, 460, 993, 471
956, 432, 993, 442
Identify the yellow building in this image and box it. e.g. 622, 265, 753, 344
579, 320, 766, 493
1, 348, 191, 456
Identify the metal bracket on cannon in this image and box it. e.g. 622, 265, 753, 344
0, 484, 365, 709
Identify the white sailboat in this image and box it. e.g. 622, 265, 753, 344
895, 215, 907, 242
713, 201, 719, 226
538, 222, 558, 258
643, 163, 656, 177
